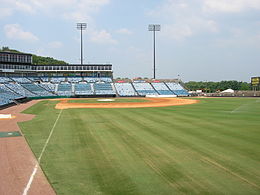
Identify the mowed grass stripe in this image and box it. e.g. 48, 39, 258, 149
43, 109, 140, 195
98, 108, 259, 193
133, 108, 260, 186
94, 109, 211, 194
19, 98, 260, 194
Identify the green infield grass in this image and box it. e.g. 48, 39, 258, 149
19, 98, 260, 194
68, 98, 148, 103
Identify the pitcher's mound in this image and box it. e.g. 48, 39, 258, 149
97, 99, 115, 102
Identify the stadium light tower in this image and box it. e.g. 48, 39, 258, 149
77, 23, 87, 65
148, 24, 161, 79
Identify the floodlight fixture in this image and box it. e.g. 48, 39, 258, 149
77, 23, 87, 65
148, 24, 161, 79
148, 24, 161, 31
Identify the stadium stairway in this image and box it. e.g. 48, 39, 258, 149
150, 83, 160, 94
131, 83, 140, 96
111, 83, 119, 97
164, 82, 177, 95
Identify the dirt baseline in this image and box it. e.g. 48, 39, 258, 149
55, 98, 198, 109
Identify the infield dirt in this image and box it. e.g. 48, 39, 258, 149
55, 97, 198, 109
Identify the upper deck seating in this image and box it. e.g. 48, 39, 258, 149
151, 83, 174, 95
94, 83, 115, 95
74, 83, 93, 95
165, 83, 189, 96
132, 83, 158, 96
114, 83, 136, 96
57, 83, 72, 96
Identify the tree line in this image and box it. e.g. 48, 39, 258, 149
184, 81, 251, 92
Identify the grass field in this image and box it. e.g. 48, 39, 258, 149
19, 98, 260, 194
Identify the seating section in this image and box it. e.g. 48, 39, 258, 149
151, 83, 175, 95
11, 77, 31, 83
51, 77, 66, 83
27, 77, 41, 82
100, 78, 112, 83
5, 83, 37, 97
67, 77, 83, 83
0, 77, 11, 83
40, 77, 49, 82
84, 77, 112, 83
57, 83, 72, 96
75, 83, 93, 95
94, 83, 115, 95
166, 83, 189, 96
21, 83, 55, 96
133, 83, 158, 96
39, 83, 56, 93
0, 75, 189, 107
114, 83, 136, 96
0, 85, 23, 105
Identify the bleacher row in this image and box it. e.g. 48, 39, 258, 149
0, 76, 113, 84
0, 76, 189, 106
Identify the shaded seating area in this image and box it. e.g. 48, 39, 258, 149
75, 83, 93, 95
94, 83, 115, 95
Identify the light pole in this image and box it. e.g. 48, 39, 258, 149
77, 23, 87, 65
148, 24, 161, 79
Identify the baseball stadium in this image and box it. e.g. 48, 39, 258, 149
0, 51, 259, 195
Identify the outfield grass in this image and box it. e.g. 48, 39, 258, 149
68, 98, 148, 103
19, 98, 260, 194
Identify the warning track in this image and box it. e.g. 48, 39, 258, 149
55, 98, 198, 109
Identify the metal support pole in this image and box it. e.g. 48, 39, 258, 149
77, 23, 87, 65
80, 28, 83, 65
153, 27, 156, 79
148, 24, 160, 80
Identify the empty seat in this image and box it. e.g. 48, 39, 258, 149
114, 83, 136, 96
132, 82, 158, 96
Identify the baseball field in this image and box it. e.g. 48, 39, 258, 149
19, 97, 260, 194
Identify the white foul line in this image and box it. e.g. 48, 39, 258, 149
22, 109, 63, 195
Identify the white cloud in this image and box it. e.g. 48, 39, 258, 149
202, 0, 260, 13
48, 41, 63, 49
0, 0, 110, 21
4, 24, 39, 42
89, 29, 117, 44
0, 7, 12, 19
163, 25, 193, 41
116, 28, 133, 35
14, 1, 34, 13
148, 0, 219, 41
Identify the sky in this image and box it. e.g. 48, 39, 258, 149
0, 0, 260, 82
